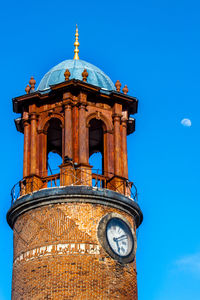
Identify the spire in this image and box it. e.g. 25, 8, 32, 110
73, 25, 80, 60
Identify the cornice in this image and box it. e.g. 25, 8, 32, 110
7, 186, 143, 229
12, 79, 138, 115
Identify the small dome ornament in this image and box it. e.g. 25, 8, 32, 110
25, 84, 31, 94
64, 69, 71, 81
122, 85, 128, 95
82, 69, 88, 82
29, 76, 36, 91
115, 80, 121, 92
73, 25, 80, 60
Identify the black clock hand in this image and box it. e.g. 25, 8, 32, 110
113, 237, 121, 253
114, 235, 127, 242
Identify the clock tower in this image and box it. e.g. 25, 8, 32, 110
7, 27, 143, 299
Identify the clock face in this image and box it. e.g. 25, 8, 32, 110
106, 218, 133, 257
98, 213, 137, 263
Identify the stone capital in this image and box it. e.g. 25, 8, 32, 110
29, 112, 38, 121
112, 114, 121, 122
78, 92, 87, 103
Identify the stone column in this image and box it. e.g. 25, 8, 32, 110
63, 96, 73, 160
27, 111, 43, 193
38, 131, 47, 178
104, 130, 114, 177
77, 92, 92, 186
121, 117, 128, 179
113, 115, 121, 177
30, 112, 37, 175
72, 102, 79, 164
60, 94, 75, 186
23, 117, 30, 178
108, 103, 124, 194
78, 103, 88, 165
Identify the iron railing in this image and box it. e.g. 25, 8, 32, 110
11, 168, 138, 206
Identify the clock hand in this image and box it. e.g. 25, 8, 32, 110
115, 235, 127, 242
113, 237, 121, 253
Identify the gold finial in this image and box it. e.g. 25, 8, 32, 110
73, 25, 80, 60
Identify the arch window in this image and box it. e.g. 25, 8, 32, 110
46, 118, 63, 186
89, 152, 103, 174
47, 152, 62, 176
89, 118, 107, 188
47, 118, 62, 157
89, 119, 104, 174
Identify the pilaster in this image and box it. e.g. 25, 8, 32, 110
22, 112, 30, 178
78, 92, 88, 165
121, 111, 128, 179
63, 92, 73, 161
29, 107, 38, 175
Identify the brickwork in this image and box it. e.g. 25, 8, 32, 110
12, 202, 138, 299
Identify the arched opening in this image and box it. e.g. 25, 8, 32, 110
89, 152, 103, 174
47, 118, 62, 157
47, 152, 62, 176
89, 119, 104, 174
46, 118, 62, 186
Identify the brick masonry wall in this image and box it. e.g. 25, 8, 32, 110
12, 202, 138, 299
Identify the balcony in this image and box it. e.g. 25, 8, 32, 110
11, 166, 138, 206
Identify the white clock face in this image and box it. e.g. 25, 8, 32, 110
106, 218, 133, 257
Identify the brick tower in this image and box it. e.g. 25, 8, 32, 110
7, 27, 143, 299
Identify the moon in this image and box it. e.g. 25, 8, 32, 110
181, 118, 192, 127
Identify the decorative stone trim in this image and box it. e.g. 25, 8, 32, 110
14, 243, 100, 264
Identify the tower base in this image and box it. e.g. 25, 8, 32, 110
7, 186, 142, 299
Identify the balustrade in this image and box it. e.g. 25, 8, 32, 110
11, 168, 137, 205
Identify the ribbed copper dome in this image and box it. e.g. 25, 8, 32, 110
37, 59, 115, 91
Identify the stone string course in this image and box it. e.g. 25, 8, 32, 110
14, 243, 100, 264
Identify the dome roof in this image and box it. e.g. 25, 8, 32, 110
37, 59, 115, 91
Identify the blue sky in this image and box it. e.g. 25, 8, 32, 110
1, 0, 200, 299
